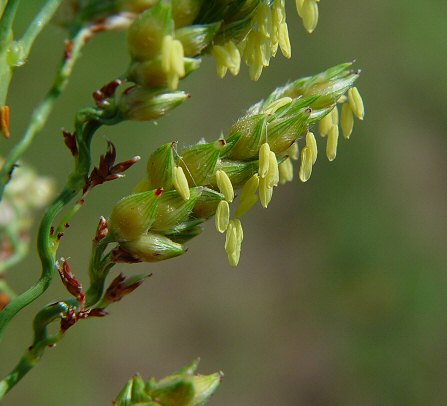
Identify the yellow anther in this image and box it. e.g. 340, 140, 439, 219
172, 166, 190, 200
296, 0, 304, 17
241, 173, 260, 197
235, 174, 259, 218
215, 200, 230, 233
331, 105, 339, 125
286, 142, 299, 160
161, 35, 185, 90
225, 221, 237, 253
278, 22, 291, 58
319, 112, 333, 137
306, 131, 318, 164
301, 0, 319, 34
279, 158, 294, 184
225, 220, 242, 267
348, 87, 365, 120
340, 102, 354, 139
225, 41, 241, 76
326, 125, 339, 162
299, 146, 313, 182
254, 3, 273, 38
337, 95, 348, 103
216, 169, 234, 202
235, 194, 258, 218
258, 143, 271, 178
259, 176, 273, 208
211, 45, 231, 78
267, 151, 279, 187
263, 97, 292, 115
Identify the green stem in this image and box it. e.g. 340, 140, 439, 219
19, 0, 64, 63
0, 0, 19, 45
0, 27, 90, 200
0, 238, 114, 399
0, 302, 66, 399
0, 117, 102, 341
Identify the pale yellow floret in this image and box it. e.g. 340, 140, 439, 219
258, 143, 271, 178
225, 219, 243, 267
337, 95, 348, 103
216, 170, 234, 202
254, 3, 273, 38
263, 97, 292, 115
244, 30, 268, 80
161, 35, 185, 90
319, 112, 333, 137
286, 142, 299, 160
235, 194, 258, 218
235, 174, 260, 218
215, 200, 230, 233
225, 221, 237, 255
278, 22, 291, 58
326, 125, 339, 161
279, 158, 294, 184
306, 131, 318, 164
266, 151, 280, 187
299, 146, 313, 182
172, 166, 190, 200
348, 87, 365, 120
241, 173, 260, 197
225, 41, 241, 76
331, 105, 339, 125
259, 176, 273, 208
301, 0, 319, 34
296, 0, 304, 17
211, 45, 231, 78
340, 102, 354, 139
271, 0, 285, 56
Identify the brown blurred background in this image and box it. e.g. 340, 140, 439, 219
1, 1, 447, 405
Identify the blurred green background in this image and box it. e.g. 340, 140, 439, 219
2, 1, 447, 405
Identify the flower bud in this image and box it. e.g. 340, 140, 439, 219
191, 372, 223, 405
151, 376, 195, 405
175, 22, 221, 57
122, 232, 186, 262
151, 187, 202, 233
172, 0, 202, 27
179, 143, 220, 185
147, 142, 175, 189
127, 1, 173, 61
119, 87, 189, 121
227, 114, 266, 161
192, 187, 225, 219
109, 189, 161, 241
